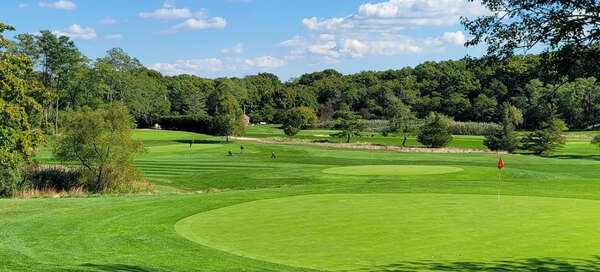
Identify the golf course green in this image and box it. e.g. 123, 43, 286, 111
323, 165, 464, 176
176, 193, 600, 271
3, 128, 600, 271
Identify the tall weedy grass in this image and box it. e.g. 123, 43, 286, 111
450, 121, 501, 135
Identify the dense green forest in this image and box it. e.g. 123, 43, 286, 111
5, 28, 600, 132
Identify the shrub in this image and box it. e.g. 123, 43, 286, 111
159, 114, 211, 133
284, 126, 300, 136
417, 112, 453, 148
521, 118, 568, 154
0, 151, 23, 197
484, 125, 520, 153
592, 135, 600, 147
54, 103, 147, 193
0, 164, 22, 198
450, 121, 501, 135
282, 107, 319, 129
24, 164, 82, 191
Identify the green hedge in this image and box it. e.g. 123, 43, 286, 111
159, 114, 211, 133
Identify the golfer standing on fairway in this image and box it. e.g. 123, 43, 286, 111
240, 144, 245, 154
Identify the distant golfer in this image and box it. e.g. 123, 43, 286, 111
371, 129, 375, 137
271, 152, 277, 159
228, 150, 233, 156
240, 144, 245, 154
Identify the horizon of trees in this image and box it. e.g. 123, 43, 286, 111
5, 22, 600, 134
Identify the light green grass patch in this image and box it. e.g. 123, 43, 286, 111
175, 193, 600, 271
323, 165, 464, 176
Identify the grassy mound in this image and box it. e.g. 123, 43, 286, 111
176, 193, 600, 271
323, 165, 463, 176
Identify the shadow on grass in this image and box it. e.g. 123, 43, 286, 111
355, 257, 600, 272
81, 263, 171, 272
545, 154, 600, 161
174, 139, 227, 145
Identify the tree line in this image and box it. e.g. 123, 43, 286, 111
5, 26, 600, 134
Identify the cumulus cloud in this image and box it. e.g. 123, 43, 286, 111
140, 4, 227, 33
168, 17, 227, 32
18, 3, 28, 8
149, 58, 225, 75
245, 56, 284, 68
281, 0, 479, 60
38, 0, 76, 10
442, 31, 467, 45
221, 43, 244, 54
53, 24, 97, 40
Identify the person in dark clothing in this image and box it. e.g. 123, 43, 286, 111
271, 152, 277, 159
240, 144, 245, 154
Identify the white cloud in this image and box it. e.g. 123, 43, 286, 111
18, 3, 28, 8
38, 0, 76, 10
320, 34, 336, 40
357, 0, 488, 25
163, 0, 176, 8
245, 56, 284, 68
139, 8, 192, 20
281, 0, 481, 61
309, 41, 340, 58
149, 58, 225, 75
168, 17, 227, 32
53, 24, 97, 40
221, 43, 244, 54
100, 16, 117, 25
442, 31, 466, 45
104, 34, 123, 40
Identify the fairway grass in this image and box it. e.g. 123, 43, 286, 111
323, 165, 464, 176
4, 129, 600, 271
175, 193, 600, 271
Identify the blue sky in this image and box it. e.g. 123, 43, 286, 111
2, 0, 489, 80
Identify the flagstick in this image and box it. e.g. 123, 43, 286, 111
498, 168, 501, 201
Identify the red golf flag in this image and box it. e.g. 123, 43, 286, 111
498, 156, 504, 170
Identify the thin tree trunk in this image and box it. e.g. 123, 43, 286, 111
97, 165, 103, 192
347, 134, 351, 143
54, 97, 59, 135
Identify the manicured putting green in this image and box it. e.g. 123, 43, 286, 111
176, 194, 600, 271
323, 165, 463, 176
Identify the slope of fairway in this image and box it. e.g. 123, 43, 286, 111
176, 193, 600, 271
323, 165, 463, 176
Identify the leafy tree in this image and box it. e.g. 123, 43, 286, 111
166, 74, 212, 115
484, 105, 521, 153
54, 103, 146, 192
463, 0, 600, 78
463, 0, 600, 56
125, 69, 170, 127
417, 112, 453, 148
282, 106, 319, 130
207, 92, 245, 142
0, 22, 47, 197
283, 126, 300, 136
331, 112, 367, 143
384, 102, 418, 146
521, 118, 568, 155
